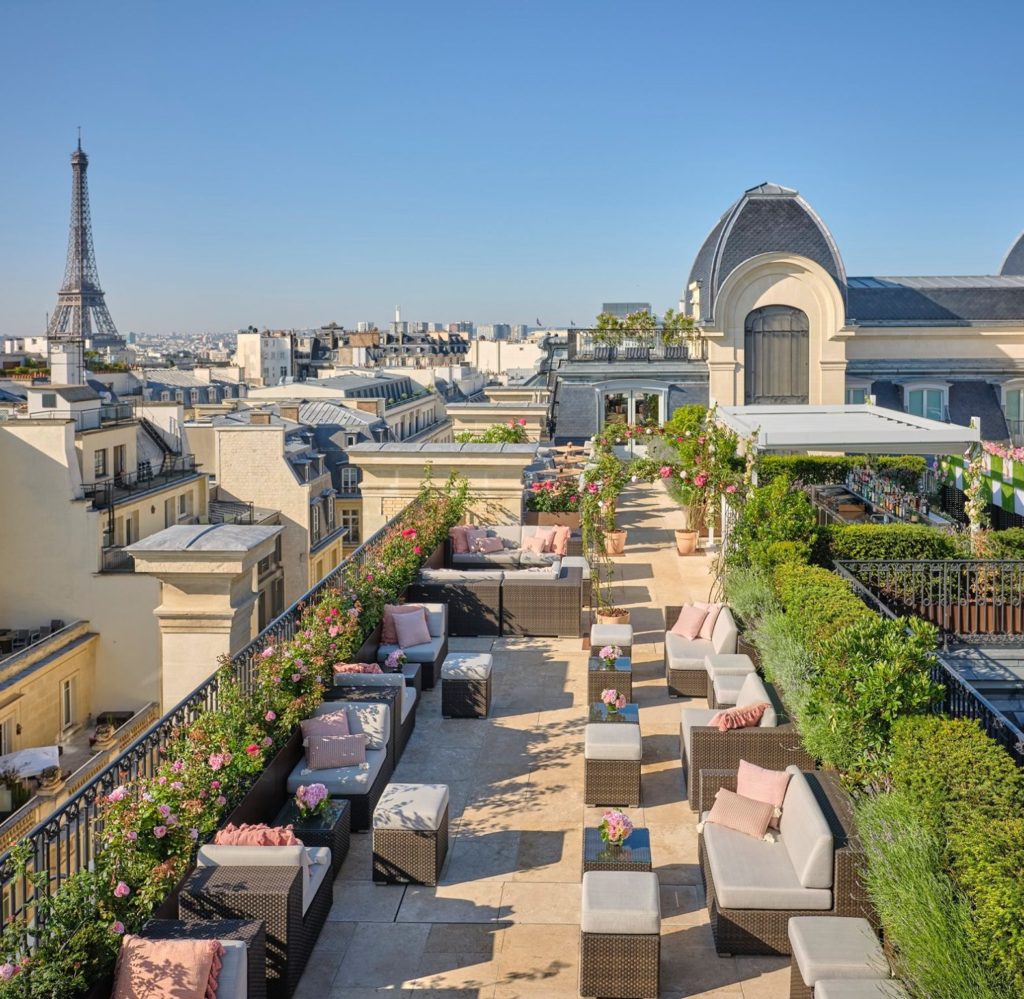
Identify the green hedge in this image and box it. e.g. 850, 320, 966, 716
817, 522, 963, 563
987, 528, 1024, 558
757, 454, 926, 489
772, 562, 873, 647
726, 475, 818, 572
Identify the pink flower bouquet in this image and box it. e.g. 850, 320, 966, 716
295, 782, 329, 818
600, 688, 627, 712
598, 644, 622, 668
599, 809, 634, 846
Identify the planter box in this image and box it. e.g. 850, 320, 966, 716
524, 511, 581, 529
355, 622, 382, 664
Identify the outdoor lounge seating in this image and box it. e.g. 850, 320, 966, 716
408, 569, 503, 637
441, 651, 493, 717
180, 842, 333, 997
136, 919, 266, 999
788, 916, 891, 999
697, 766, 873, 956
376, 603, 449, 689
584, 722, 642, 805
448, 524, 583, 569
579, 870, 661, 998
591, 622, 633, 659
372, 782, 450, 885
501, 562, 583, 636
286, 702, 392, 831
328, 673, 417, 755
681, 675, 814, 810
664, 604, 739, 697
704, 653, 757, 708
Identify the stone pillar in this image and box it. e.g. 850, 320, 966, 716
349, 442, 538, 537
128, 524, 283, 709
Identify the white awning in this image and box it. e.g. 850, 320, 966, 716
716, 404, 981, 455
0, 746, 59, 779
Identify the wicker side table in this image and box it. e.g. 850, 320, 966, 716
587, 657, 633, 703
588, 702, 640, 725
401, 661, 423, 696
272, 798, 351, 878
582, 827, 652, 875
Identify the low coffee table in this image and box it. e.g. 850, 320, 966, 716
588, 702, 640, 725
582, 826, 652, 874
587, 656, 632, 703
272, 798, 351, 878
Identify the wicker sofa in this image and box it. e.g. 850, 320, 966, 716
664, 604, 740, 697
697, 767, 874, 956
407, 570, 503, 637
680, 675, 814, 809
286, 701, 392, 831
375, 603, 448, 689
328, 671, 418, 754
179, 842, 333, 998
449, 524, 583, 568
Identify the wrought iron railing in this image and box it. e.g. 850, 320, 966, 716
83, 456, 199, 509
0, 502, 411, 922
566, 329, 708, 362
835, 559, 1024, 647
835, 558, 1024, 764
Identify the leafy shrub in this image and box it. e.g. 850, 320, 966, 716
748, 608, 815, 718
950, 817, 1024, 992
727, 475, 818, 572
722, 569, 778, 631
773, 563, 873, 647
757, 454, 926, 489
986, 527, 1024, 558
888, 716, 1024, 833
817, 523, 963, 563
857, 790, 1012, 999
801, 615, 940, 781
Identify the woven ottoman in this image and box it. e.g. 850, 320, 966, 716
788, 917, 889, 999
373, 782, 449, 885
584, 723, 642, 806
579, 871, 660, 998
590, 623, 633, 660
441, 652, 493, 718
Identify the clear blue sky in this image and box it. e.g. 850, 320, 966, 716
2, 0, 1023, 335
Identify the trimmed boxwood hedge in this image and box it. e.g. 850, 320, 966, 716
756, 454, 926, 489
772, 562, 874, 647
986, 527, 1024, 558
817, 522, 963, 563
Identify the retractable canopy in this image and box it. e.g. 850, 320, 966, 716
716, 404, 981, 454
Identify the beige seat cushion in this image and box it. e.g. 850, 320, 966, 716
781, 766, 834, 889
591, 623, 633, 647
712, 674, 746, 706
702, 817, 832, 910
664, 631, 712, 669
585, 723, 642, 761
374, 782, 449, 831
581, 871, 660, 935
287, 746, 388, 796
441, 653, 494, 680
735, 674, 779, 728
788, 917, 888, 986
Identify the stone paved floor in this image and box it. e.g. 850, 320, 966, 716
297, 483, 788, 997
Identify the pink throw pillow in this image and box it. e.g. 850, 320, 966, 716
671, 605, 709, 641
306, 733, 367, 769
736, 760, 792, 829
533, 527, 557, 552
113, 936, 223, 999
394, 606, 432, 647
465, 528, 488, 551
214, 822, 302, 847
551, 525, 571, 556
709, 702, 769, 733
300, 711, 350, 740
523, 534, 547, 554
704, 788, 774, 840
449, 526, 470, 554
333, 662, 382, 675
382, 604, 423, 645
695, 601, 724, 641
473, 536, 505, 553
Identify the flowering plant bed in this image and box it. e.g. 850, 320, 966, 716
526, 479, 580, 515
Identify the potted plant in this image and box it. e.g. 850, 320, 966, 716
0, 767, 29, 814
525, 478, 581, 528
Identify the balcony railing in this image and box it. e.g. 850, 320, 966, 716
566, 329, 708, 363
100, 545, 134, 573
0, 502, 413, 921
83, 455, 199, 509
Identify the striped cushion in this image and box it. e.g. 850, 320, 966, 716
305, 733, 368, 770
706, 788, 774, 840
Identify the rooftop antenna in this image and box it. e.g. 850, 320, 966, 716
77, 125, 82, 151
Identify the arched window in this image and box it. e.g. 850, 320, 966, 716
744, 306, 809, 405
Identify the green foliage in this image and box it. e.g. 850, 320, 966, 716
817, 522, 964, 563
756, 454, 927, 489
888, 715, 1024, 834
454, 421, 528, 443
857, 790, 1012, 999
722, 569, 778, 631
662, 404, 706, 440
801, 615, 940, 781
748, 608, 815, 717
986, 527, 1024, 558
726, 475, 818, 572
773, 563, 873, 647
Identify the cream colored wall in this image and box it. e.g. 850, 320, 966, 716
0, 625, 98, 753
383, 396, 445, 440
213, 426, 329, 605
75, 424, 137, 485
845, 325, 1024, 363
108, 478, 208, 547
0, 422, 162, 711
702, 253, 850, 406
183, 422, 218, 481
448, 404, 547, 441
468, 340, 543, 376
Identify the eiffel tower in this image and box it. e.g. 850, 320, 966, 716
47, 136, 123, 349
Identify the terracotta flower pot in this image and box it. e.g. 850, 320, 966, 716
675, 529, 698, 555
603, 529, 627, 556
596, 608, 630, 626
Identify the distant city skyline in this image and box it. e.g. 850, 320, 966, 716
2, 1, 1024, 335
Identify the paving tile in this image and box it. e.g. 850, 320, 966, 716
330, 880, 406, 922
493, 922, 579, 996
398, 882, 506, 922
332, 922, 431, 988
498, 881, 580, 923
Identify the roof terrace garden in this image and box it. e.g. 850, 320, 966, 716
4, 415, 1024, 998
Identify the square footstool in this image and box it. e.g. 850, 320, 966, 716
584, 723, 642, 806
373, 782, 449, 885
788, 917, 889, 999
579, 871, 660, 998
441, 652, 493, 718
590, 623, 633, 660
704, 653, 755, 708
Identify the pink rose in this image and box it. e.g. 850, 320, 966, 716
658, 466, 672, 479
413, 545, 423, 556
208, 753, 224, 772
215, 795, 227, 807
245, 743, 259, 756
153, 826, 167, 839
111, 921, 125, 934
114, 880, 130, 898
108, 785, 127, 803
694, 474, 707, 487
265, 711, 276, 722
518, 418, 527, 426
157, 804, 171, 818
725, 484, 737, 494
211, 780, 221, 789
126, 830, 138, 841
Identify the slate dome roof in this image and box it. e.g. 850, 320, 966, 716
684, 182, 847, 323
1001, 232, 1024, 276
